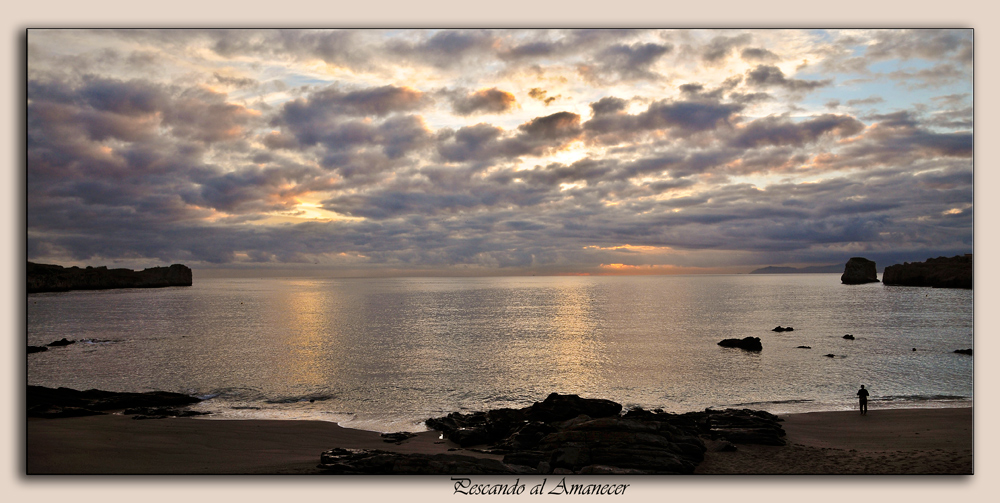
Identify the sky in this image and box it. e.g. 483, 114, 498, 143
26, 29, 973, 276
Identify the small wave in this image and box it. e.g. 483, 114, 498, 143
264, 394, 335, 404
730, 399, 816, 407
872, 394, 971, 403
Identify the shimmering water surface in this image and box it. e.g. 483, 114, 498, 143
27, 274, 973, 432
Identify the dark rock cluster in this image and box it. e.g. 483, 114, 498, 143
717, 337, 763, 352
380, 432, 418, 444
27, 261, 193, 293
27, 385, 201, 418
954, 348, 973, 355
772, 326, 794, 332
318, 393, 786, 475
882, 255, 972, 289
841, 257, 879, 284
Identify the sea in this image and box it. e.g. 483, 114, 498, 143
27, 274, 973, 433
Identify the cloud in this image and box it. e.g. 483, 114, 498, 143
386, 30, 498, 68
26, 29, 973, 272
450, 88, 518, 115
730, 114, 865, 149
702, 33, 753, 64
740, 47, 780, 63
745, 64, 832, 92
578, 42, 672, 83
528, 88, 561, 106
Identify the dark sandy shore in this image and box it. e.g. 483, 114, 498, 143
695, 407, 972, 474
26, 407, 971, 475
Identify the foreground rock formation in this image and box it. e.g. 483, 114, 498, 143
841, 257, 879, 284
882, 255, 972, 289
318, 393, 785, 475
27, 262, 193, 293
27, 385, 201, 418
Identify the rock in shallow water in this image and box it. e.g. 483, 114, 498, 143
841, 257, 879, 284
27, 385, 201, 417
718, 337, 763, 351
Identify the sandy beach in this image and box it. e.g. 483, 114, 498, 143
26, 407, 971, 475
696, 407, 973, 474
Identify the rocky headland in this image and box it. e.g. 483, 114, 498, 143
318, 393, 785, 474
841, 257, 879, 284
882, 255, 972, 289
27, 261, 192, 293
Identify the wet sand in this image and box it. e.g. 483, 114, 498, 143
27, 407, 972, 475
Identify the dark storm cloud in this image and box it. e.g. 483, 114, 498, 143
28, 76, 259, 149
528, 88, 560, 106
816, 111, 973, 168
279, 85, 428, 121
386, 30, 498, 68
164, 87, 260, 143
437, 112, 582, 164
589, 97, 629, 117
701, 33, 753, 64
184, 164, 324, 214
846, 96, 885, 107
499, 29, 642, 62
269, 85, 433, 158
583, 95, 744, 145
745, 65, 832, 93
578, 42, 672, 83
79, 76, 168, 116
886, 63, 967, 89
213, 72, 258, 89
449, 88, 518, 115
206, 29, 376, 71
864, 29, 972, 65
638, 99, 743, 133
730, 114, 865, 149
740, 47, 780, 63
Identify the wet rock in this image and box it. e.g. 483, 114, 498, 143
843, 334, 855, 340
416, 396, 785, 475
526, 393, 623, 423
28, 345, 48, 354
426, 393, 621, 447
841, 257, 879, 284
27, 385, 201, 417
796, 346, 811, 349
954, 348, 973, 355
381, 432, 418, 444
46, 338, 75, 347
718, 337, 763, 351
772, 326, 794, 332
824, 354, 836, 358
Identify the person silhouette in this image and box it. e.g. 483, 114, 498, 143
857, 385, 869, 415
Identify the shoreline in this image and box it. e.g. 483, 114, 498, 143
26, 406, 973, 475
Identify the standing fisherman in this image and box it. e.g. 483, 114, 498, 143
857, 385, 870, 415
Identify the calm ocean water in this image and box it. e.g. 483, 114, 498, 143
27, 274, 973, 432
